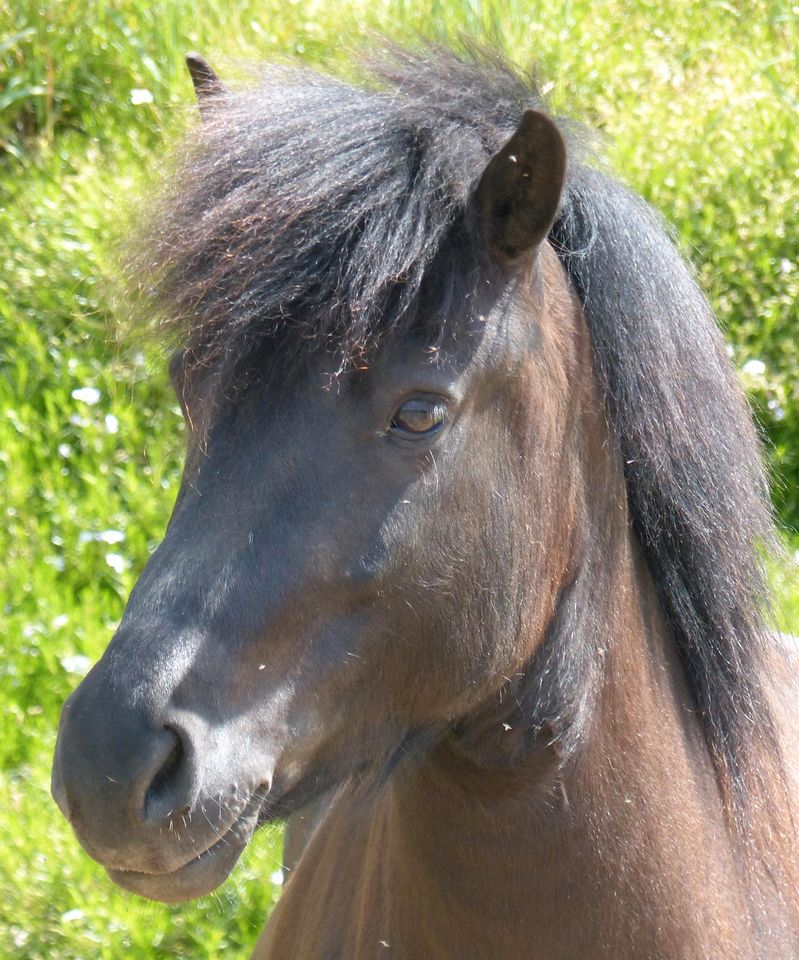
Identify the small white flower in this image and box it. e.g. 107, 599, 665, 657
104, 413, 120, 434
130, 88, 154, 105
60, 908, 85, 923
98, 529, 125, 544
51, 614, 69, 629
81, 529, 125, 545
105, 552, 129, 574
58, 443, 71, 457
741, 359, 766, 377
269, 869, 284, 886
71, 387, 101, 405
60, 655, 91, 676
767, 399, 786, 421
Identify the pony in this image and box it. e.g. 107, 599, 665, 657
52, 44, 798, 958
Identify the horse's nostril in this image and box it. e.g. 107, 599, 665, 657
144, 727, 188, 821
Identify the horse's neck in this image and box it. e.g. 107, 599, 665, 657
374, 532, 759, 960
256, 527, 778, 960
254, 301, 791, 960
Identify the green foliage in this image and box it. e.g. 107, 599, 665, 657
1, 1, 797, 957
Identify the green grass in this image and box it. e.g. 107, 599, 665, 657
1, 1, 798, 956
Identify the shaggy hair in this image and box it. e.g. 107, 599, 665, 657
133, 44, 576, 378
132, 43, 780, 833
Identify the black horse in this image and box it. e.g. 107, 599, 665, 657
53, 45, 798, 958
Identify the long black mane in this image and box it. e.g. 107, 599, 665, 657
134, 44, 780, 830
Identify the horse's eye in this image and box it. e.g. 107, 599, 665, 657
389, 397, 448, 438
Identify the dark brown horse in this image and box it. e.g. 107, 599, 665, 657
52, 46, 798, 958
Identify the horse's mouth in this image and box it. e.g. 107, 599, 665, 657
104, 749, 400, 903
106, 790, 267, 903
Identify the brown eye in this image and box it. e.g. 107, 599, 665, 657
389, 397, 448, 439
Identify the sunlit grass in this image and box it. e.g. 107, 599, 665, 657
1, 0, 797, 956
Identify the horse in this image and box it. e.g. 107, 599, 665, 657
51, 44, 799, 958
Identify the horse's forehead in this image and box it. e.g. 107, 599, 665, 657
175, 250, 571, 450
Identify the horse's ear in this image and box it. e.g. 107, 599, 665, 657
185, 53, 227, 116
474, 110, 566, 263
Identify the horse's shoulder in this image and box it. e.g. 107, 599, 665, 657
766, 633, 799, 813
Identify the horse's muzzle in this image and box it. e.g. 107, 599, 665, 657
51, 655, 268, 898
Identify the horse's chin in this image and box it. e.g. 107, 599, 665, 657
102, 750, 391, 903
105, 790, 268, 903
106, 819, 253, 903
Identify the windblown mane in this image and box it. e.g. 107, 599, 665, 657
551, 170, 780, 827
134, 43, 780, 829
